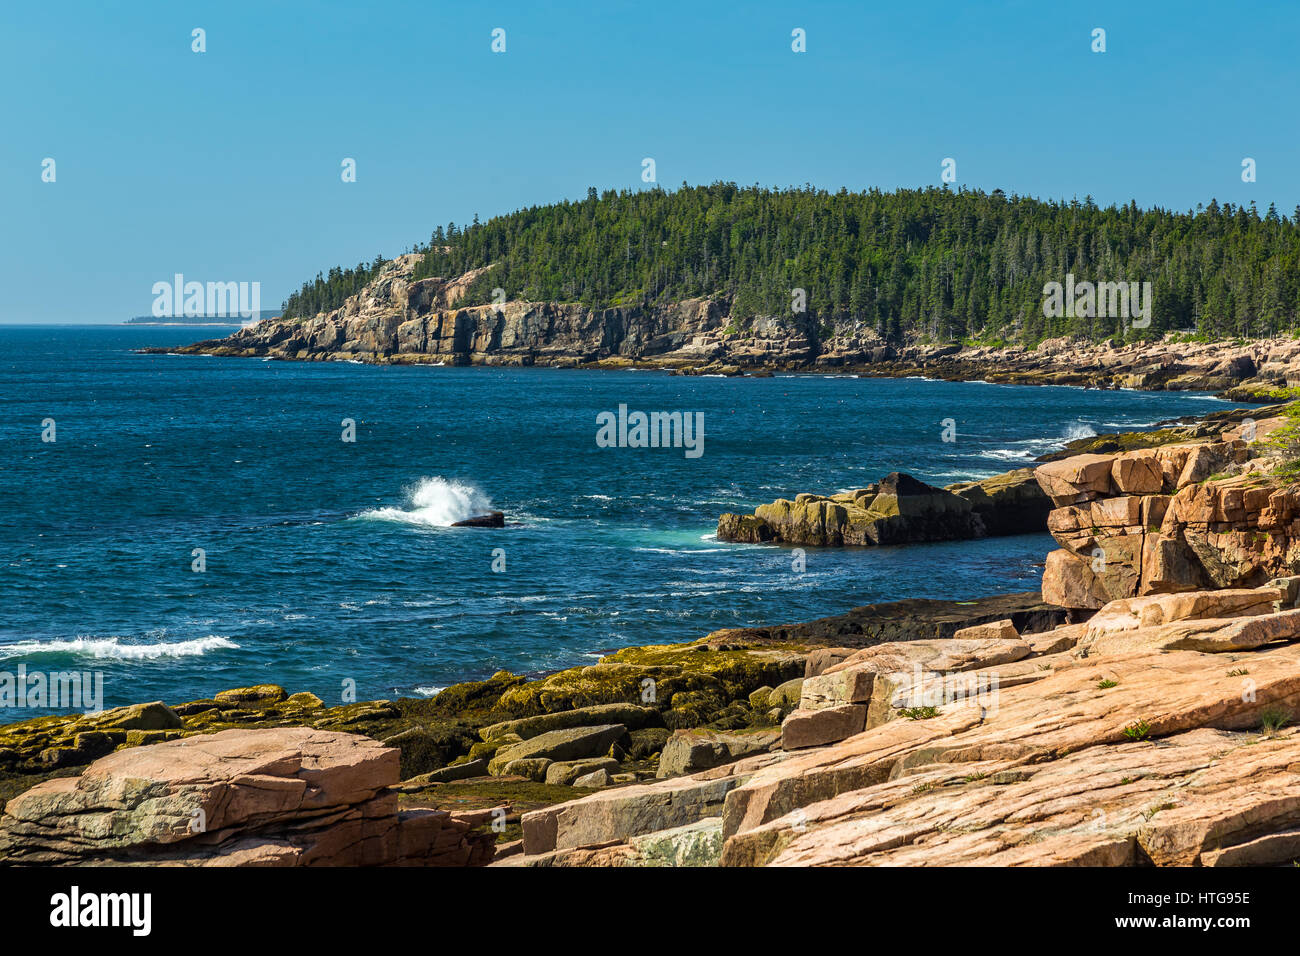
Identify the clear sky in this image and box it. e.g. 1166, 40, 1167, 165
3, 0, 1298, 323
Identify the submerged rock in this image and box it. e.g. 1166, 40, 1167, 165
451, 511, 505, 528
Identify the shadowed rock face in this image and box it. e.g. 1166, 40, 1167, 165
717, 470, 1049, 547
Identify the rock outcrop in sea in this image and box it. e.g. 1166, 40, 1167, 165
717, 468, 1050, 546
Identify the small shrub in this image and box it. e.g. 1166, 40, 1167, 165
899, 705, 940, 720
1260, 705, 1292, 735
1123, 719, 1152, 741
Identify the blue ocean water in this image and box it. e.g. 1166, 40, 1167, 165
0, 326, 1245, 719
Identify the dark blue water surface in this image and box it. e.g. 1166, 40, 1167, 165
0, 326, 1244, 719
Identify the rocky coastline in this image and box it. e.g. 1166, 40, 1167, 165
4, 402, 1300, 867
145, 255, 1300, 400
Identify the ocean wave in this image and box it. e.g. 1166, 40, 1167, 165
979, 448, 1036, 461
0, 635, 239, 661
413, 685, 446, 697
357, 476, 493, 528
632, 547, 729, 554
977, 421, 1097, 462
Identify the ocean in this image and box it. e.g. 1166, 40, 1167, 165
0, 325, 1245, 719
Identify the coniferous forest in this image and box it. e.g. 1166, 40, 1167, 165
280, 184, 1300, 344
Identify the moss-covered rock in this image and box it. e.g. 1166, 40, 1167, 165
213, 684, 287, 706
468, 734, 521, 761
626, 727, 672, 760
380, 724, 481, 779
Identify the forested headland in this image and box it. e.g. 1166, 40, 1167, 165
280, 184, 1300, 344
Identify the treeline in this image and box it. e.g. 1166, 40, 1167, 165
286, 184, 1300, 343
280, 257, 388, 320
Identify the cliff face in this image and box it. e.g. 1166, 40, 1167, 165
172, 254, 819, 369
1033, 416, 1299, 608
163, 255, 1300, 393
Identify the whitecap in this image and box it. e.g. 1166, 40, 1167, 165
0, 635, 239, 661
357, 476, 494, 528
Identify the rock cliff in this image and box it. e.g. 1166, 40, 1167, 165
153, 256, 1300, 394
1033, 415, 1299, 608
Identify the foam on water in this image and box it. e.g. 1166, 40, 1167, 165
358, 476, 493, 527
0, 635, 239, 661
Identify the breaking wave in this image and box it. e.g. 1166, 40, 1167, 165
0, 635, 239, 661
979, 421, 1099, 462
358, 477, 494, 528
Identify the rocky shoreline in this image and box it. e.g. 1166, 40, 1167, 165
4, 402, 1300, 866
0, 592, 1063, 865
144, 254, 1300, 401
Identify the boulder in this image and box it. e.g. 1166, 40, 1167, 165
397, 758, 489, 786
781, 704, 867, 750
656, 728, 780, 777
213, 684, 287, 706
804, 648, 855, 677
1034, 454, 1116, 505
823, 636, 1032, 675
951, 619, 1019, 642
799, 667, 877, 711
1111, 451, 1165, 494
487, 724, 628, 775
521, 754, 775, 855
572, 769, 611, 788
545, 758, 621, 786
501, 757, 553, 781
0, 728, 499, 866
480, 703, 659, 741
768, 678, 804, 710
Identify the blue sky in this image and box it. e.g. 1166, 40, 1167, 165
3, 0, 1298, 322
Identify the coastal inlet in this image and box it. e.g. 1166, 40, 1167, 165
0, 325, 1248, 718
